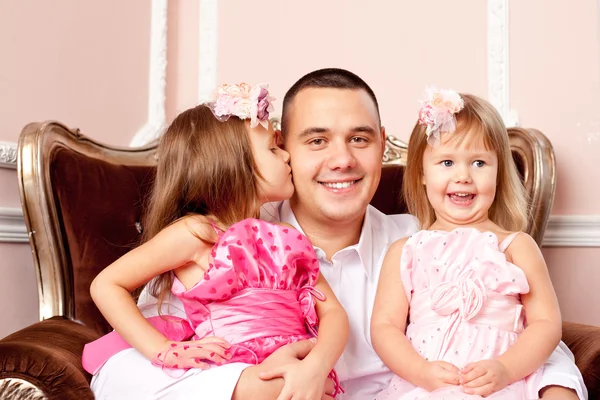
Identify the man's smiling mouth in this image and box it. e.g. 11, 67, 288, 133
319, 180, 359, 189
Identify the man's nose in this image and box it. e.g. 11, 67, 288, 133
326, 142, 356, 170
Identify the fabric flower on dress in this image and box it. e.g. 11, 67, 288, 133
418, 87, 464, 146
206, 83, 275, 129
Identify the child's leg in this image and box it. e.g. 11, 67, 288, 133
539, 385, 579, 400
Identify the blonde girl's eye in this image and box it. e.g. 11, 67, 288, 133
442, 160, 453, 167
473, 160, 486, 167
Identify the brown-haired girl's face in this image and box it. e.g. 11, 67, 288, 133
248, 121, 294, 203
422, 131, 498, 228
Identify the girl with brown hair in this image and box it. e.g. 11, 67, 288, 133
83, 83, 348, 399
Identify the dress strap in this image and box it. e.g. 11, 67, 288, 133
499, 232, 520, 252
207, 218, 224, 236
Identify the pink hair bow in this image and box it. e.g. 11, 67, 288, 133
418, 87, 464, 146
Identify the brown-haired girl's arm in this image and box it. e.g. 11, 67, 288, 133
89, 216, 230, 364
306, 274, 350, 371
461, 233, 562, 396
371, 238, 460, 391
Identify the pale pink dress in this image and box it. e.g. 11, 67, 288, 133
375, 228, 542, 400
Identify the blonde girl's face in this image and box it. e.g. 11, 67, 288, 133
247, 121, 294, 203
421, 131, 498, 229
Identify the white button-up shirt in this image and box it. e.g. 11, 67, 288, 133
261, 201, 418, 399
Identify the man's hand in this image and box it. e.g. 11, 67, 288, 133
232, 339, 335, 400
259, 358, 330, 400
460, 359, 510, 397
417, 360, 460, 392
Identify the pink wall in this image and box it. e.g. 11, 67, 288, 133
0, 0, 151, 145
0, 169, 21, 207
0, 244, 38, 336
0, 1, 598, 339
165, 0, 200, 122
510, 0, 600, 215
544, 248, 600, 324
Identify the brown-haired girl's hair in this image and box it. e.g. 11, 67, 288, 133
403, 93, 529, 231
143, 105, 262, 309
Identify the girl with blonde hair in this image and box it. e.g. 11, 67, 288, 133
371, 88, 564, 399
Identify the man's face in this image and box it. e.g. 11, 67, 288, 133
283, 88, 385, 225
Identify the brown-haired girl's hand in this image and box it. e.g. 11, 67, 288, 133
418, 360, 461, 391
151, 336, 232, 370
460, 359, 510, 396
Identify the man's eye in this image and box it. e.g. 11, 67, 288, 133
473, 160, 485, 167
442, 160, 454, 167
351, 137, 367, 143
310, 139, 324, 146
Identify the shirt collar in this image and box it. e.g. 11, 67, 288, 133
279, 200, 377, 279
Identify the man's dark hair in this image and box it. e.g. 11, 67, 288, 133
281, 68, 381, 134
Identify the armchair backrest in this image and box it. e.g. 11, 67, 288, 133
18, 122, 157, 335
17, 123, 556, 335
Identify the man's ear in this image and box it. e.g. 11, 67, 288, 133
380, 126, 387, 153
275, 129, 285, 149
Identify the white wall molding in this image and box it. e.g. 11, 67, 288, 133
543, 215, 600, 247
487, 0, 519, 127
129, 0, 219, 146
0, 206, 598, 247
197, 0, 219, 104
0, 141, 18, 169
0, 207, 28, 243
129, 0, 168, 147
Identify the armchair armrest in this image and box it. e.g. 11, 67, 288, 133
0, 316, 100, 399
562, 322, 600, 397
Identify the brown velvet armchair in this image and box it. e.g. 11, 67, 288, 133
0, 121, 598, 399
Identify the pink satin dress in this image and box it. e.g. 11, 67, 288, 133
171, 217, 323, 364
83, 218, 323, 373
375, 228, 543, 400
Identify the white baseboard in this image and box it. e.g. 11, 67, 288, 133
0, 207, 598, 247
0, 207, 28, 243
